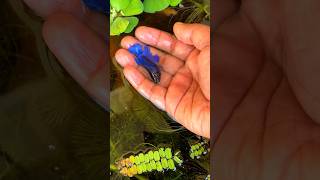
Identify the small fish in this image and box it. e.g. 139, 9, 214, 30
82, 0, 109, 15
128, 44, 161, 84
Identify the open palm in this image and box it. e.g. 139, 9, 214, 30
115, 23, 210, 138
214, 0, 320, 179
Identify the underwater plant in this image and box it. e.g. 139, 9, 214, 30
184, 0, 210, 23
189, 141, 210, 160
111, 137, 211, 179
110, 0, 183, 35
115, 147, 183, 177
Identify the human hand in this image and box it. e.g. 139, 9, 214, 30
23, 0, 108, 109
214, 0, 320, 179
115, 23, 210, 138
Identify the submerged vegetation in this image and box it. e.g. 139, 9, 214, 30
115, 147, 183, 177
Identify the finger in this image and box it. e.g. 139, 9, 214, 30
42, 13, 108, 110
23, 0, 107, 38
120, 36, 185, 75
115, 49, 173, 87
134, 26, 195, 60
24, 0, 82, 18
173, 22, 210, 50
123, 66, 167, 111
84, 62, 108, 109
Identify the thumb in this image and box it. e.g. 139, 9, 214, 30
173, 22, 210, 50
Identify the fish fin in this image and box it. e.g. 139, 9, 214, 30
129, 43, 143, 56
135, 57, 144, 65
153, 55, 160, 63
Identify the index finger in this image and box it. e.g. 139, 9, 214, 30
135, 26, 195, 60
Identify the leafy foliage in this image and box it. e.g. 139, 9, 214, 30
143, 0, 170, 13
115, 147, 182, 177
110, 0, 143, 36
110, 0, 183, 35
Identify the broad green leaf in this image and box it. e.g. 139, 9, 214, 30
121, 0, 144, 16
110, 0, 130, 11
110, 15, 114, 24
110, 17, 129, 36
169, 0, 182, 6
143, 0, 170, 13
123, 17, 139, 33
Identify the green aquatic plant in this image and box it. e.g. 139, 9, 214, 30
110, 0, 183, 35
110, 0, 142, 36
114, 147, 183, 177
111, 138, 210, 179
185, 0, 210, 23
189, 141, 209, 160
143, 0, 182, 13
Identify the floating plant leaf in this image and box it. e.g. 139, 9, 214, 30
116, 147, 182, 177
143, 0, 170, 13
111, 17, 129, 36
189, 141, 209, 160
121, 0, 144, 16
124, 17, 139, 33
169, 0, 182, 6
111, 0, 130, 11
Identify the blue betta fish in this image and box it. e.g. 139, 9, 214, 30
128, 44, 161, 84
82, 0, 109, 15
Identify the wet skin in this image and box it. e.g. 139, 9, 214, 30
214, 0, 320, 179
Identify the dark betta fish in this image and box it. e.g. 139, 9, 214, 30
128, 44, 161, 84
82, 0, 109, 15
